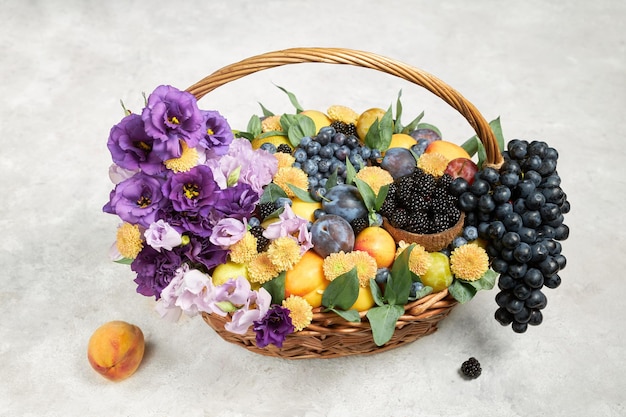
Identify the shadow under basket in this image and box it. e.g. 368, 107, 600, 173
202, 289, 457, 359
187, 47, 504, 359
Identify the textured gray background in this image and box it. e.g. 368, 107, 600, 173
1, 1, 624, 416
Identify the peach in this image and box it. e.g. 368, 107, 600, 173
353, 226, 397, 269
87, 321, 145, 381
285, 250, 329, 308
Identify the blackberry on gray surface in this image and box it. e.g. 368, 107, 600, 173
461, 357, 482, 379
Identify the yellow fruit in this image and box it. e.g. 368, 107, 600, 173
250, 135, 292, 150
353, 226, 397, 269
387, 133, 417, 151
211, 260, 248, 286
300, 110, 332, 134
350, 285, 376, 312
420, 252, 454, 292
87, 321, 145, 381
424, 140, 471, 162
356, 108, 387, 140
291, 198, 322, 222
285, 250, 329, 308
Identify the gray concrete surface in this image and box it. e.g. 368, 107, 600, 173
1, 1, 624, 416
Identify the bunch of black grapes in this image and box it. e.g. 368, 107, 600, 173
449, 140, 570, 333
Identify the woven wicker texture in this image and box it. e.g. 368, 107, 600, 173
189, 47, 502, 359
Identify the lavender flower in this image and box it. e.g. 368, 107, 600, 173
141, 85, 204, 160
209, 218, 247, 248
263, 203, 313, 254
226, 288, 272, 335
144, 219, 182, 252
199, 110, 234, 157
107, 113, 164, 175
131, 246, 182, 299
103, 171, 166, 228
162, 165, 219, 214
253, 305, 295, 348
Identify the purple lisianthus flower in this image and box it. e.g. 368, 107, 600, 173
103, 171, 167, 228
209, 218, 247, 248
108, 164, 139, 185
205, 138, 278, 195
144, 219, 183, 252
253, 305, 295, 348
131, 246, 182, 299
141, 85, 204, 160
210, 182, 258, 224
182, 235, 229, 272
107, 113, 164, 175
162, 165, 219, 214
199, 110, 234, 158
226, 287, 272, 335
264, 203, 313, 254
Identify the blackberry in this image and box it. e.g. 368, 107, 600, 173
330, 121, 357, 137
437, 173, 454, 190
389, 208, 409, 229
379, 197, 397, 217
249, 225, 270, 252
257, 202, 275, 220
396, 175, 417, 206
413, 170, 436, 196
461, 357, 482, 379
406, 212, 430, 234
351, 217, 369, 236
276, 144, 293, 154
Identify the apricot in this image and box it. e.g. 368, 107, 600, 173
387, 133, 417, 152
356, 107, 387, 140
285, 250, 329, 308
87, 321, 145, 381
351, 285, 376, 312
300, 110, 332, 134
353, 226, 397, 269
424, 140, 471, 162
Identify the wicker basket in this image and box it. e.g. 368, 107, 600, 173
186, 47, 503, 359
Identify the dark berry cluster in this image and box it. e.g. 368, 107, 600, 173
330, 120, 357, 137
380, 168, 460, 234
249, 225, 270, 252
461, 357, 482, 379
450, 139, 570, 333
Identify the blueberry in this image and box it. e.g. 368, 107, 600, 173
293, 147, 308, 163
260, 142, 276, 153
335, 145, 350, 161
345, 135, 360, 149
463, 226, 479, 241
247, 217, 261, 228
409, 281, 425, 298
537, 158, 557, 176
318, 159, 331, 173
319, 126, 336, 137
544, 274, 561, 289
360, 146, 372, 159
508, 140, 528, 160
332, 132, 346, 145
501, 160, 521, 175
299, 136, 312, 148
306, 140, 321, 156
369, 148, 382, 160
275, 197, 292, 208
452, 236, 468, 248
375, 268, 390, 285
303, 159, 318, 176
319, 145, 334, 159
316, 131, 332, 146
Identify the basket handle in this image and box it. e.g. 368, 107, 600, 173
186, 47, 503, 166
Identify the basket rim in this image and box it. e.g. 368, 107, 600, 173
185, 46, 503, 168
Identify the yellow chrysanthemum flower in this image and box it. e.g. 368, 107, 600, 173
261, 115, 283, 133
267, 236, 302, 271
417, 152, 448, 177
395, 241, 432, 276
323, 251, 377, 287
228, 231, 258, 264
247, 253, 280, 284
450, 243, 489, 281
164, 141, 199, 173
282, 295, 313, 331
116, 222, 143, 259
274, 152, 295, 169
355, 166, 394, 195
327, 105, 359, 125
272, 167, 309, 198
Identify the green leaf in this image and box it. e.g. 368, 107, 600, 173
490, 117, 505, 153
461, 135, 479, 156
258, 130, 287, 139
325, 169, 338, 190
329, 308, 361, 323
353, 178, 376, 213
477, 139, 487, 169
234, 130, 255, 140
259, 183, 287, 204
247, 115, 263, 138
275, 85, 304, 113
364, 106, 394, 151
114, 257, 134, 265
401, 110, 425, 134
261, 272, 286, 305
279, 113, 298, 132
345, 157, 357, 185
258, 102, 274, 117
374, 184, 389, 211
369, 278, 385, 307
366, 304, 404, 346
448, 279, 477, 304
385, 244, 414, 305
322, 268, 359, 311
287, 184, 317, 203
394, 90, 404, 134
287, 115, 316, 147
464, 269, 497, 291
214, 301, 236, 313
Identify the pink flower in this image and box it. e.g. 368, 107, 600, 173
144, 219, 183, 252
225, 287, 272, 335
209, 218, 247, 248
263, 203, 313, 253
